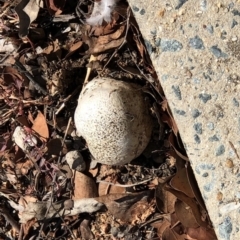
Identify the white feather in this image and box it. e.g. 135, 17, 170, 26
86, 0, 117, 26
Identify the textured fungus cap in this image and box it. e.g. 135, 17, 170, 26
74, 77, 153, 165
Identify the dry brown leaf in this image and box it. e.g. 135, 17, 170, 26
186, 163, 206, 211
92, 37, 125, 54
72, 171, 98, 200
32, 111, 49, 141
42, 39, 62, 60
175, 199, 199, 228
171, 212, 186, 235
186, 227, 218, 240
155, 183, 177, 214
64, 41, 83, 59
152, 219, 171, 238
165, 186, 208, 228
109, 25, 125, 39
96, 191, 152, 223
27, 111, 34, 124
163, 227, 186, 240
3, 66, 25, 86
168, 133, 189, 161
16, 116, 31, 128
45, 0, 66, 15
79, 219, 94, 240
88, 166, 99, 177
170, 167, 195, 198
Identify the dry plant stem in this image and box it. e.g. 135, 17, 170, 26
97, 177, 153, 187
18, 224, 23, 240
0, 206, 20, 232
101, 6, 131, 73
55, 85, 82, 115
37, 117, 75, 240
14, 60, 47, 95
171, 220, 181, 229
84, 54, 97, 85
0, 96, 47, 105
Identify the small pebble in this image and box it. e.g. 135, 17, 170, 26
206, 24, 214, 34
189, 35, 205, 49
216, 145, 225, 156
217, 192, 223, 201
219, 217, 232, 239
65, 150, 86, 172
207, 122, 214, 130
225, 159, 234, 168
12, 126, 37, 151
231, 19, 238, 28
232, 36, 238, 41
111, 227, 119, 237
159, 9, 165, 17
160, 39, 183, 52
178, 8, 186, 15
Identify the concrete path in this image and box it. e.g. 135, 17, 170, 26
127, 1, 240, 239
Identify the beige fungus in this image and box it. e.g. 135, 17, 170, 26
74, 77, 153, 165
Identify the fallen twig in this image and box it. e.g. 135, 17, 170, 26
97, 177, 153, 188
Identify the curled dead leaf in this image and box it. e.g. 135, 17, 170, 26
165, 186, 208, 228
186, 226, 217, 240
175, 199, 199, 228
152, 219, 171, 239
170, 167, 195, 198
90, 37, 125, 54
155, 182, 177, 214
64, 41, 83, 59
162, 227, 186, 240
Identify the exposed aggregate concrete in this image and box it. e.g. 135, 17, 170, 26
128, 0, 240, 239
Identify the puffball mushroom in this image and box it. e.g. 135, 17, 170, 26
74, 77, 153, 165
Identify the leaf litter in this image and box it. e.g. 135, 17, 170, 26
0, 0, 217, 239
